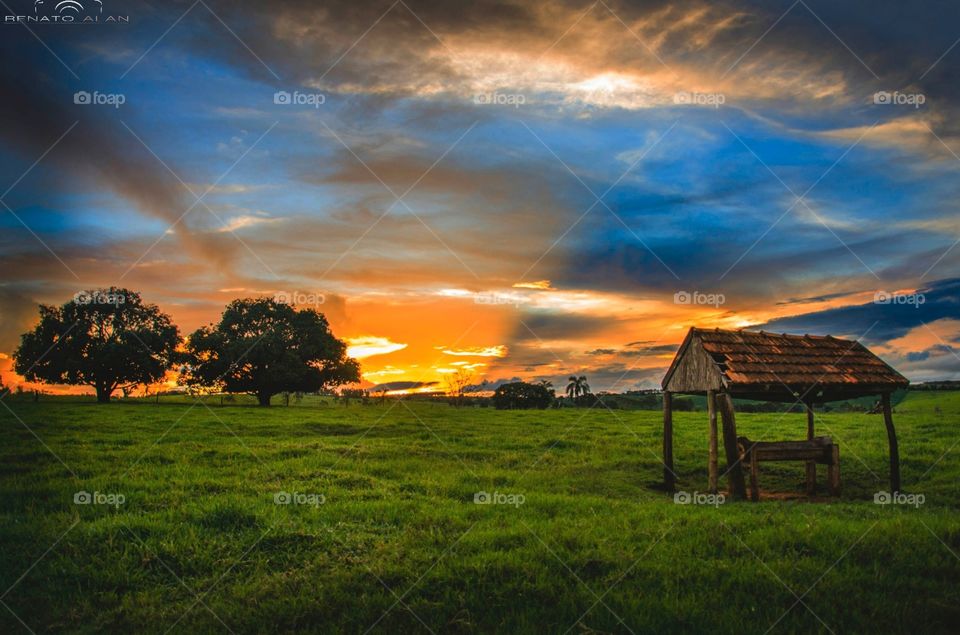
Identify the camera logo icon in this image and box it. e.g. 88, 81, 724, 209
273, 91, 292, 105
74, 91, 92, 105
673, 491, 692, 504
874, 491, 892, 505
274, 491, 292, 505
674, 291, 691, 304
873, 91, 891, 105
36, 0, 103, 17
473, 491, 491, 504
73, 490, 124, 507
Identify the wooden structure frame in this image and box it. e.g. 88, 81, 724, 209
737, 436, 840, 501
660, 328, 909, 500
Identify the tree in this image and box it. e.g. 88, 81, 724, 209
181, 298, 360, 406
444, 368, 475, 407
13, 288, 180, 403
565, 375, 590, 401
492, 381, 554, 409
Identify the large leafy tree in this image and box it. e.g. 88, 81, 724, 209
181, 298, 360, 406
492, 381, 554, 410
14, 288, 180, 403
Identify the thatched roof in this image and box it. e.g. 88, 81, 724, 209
661, 327, 908, 402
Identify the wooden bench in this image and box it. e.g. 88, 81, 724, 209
736, 436, 840, 501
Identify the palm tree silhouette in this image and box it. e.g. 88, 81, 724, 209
565, 375, 590, 400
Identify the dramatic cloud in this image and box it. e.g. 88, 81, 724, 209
758, 278, 960, 344
2, 0, 959, 390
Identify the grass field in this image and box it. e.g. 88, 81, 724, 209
1, 391, 959, 633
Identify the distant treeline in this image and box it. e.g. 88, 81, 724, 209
910, 381, 960, 391
423, 387, 916, 412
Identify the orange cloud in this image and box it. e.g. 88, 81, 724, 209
346, 336, 408, 359
438, 345, 508, 358
513, 280, 554, 290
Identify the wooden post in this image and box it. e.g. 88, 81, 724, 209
718, 394, 746, 499
881, 392, 901, 493
663, 391, 675, 491
828, 445, 841, 496
749, 449, 760, 502
707, 389, 718, 494
805, 401, 816, 495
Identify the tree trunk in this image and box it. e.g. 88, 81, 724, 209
257, 392, 272, 407
95, 385, 111, 403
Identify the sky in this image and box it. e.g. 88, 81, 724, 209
1, 0, 959, 394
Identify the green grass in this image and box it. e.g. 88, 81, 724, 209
1, 391, 959, 633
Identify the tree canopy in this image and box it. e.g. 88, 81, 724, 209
181, 298, 360, 406
492, 381, 555, 410
13, 288, 180, 402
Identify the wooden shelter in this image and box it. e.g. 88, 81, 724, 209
660, 327, 909, 499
